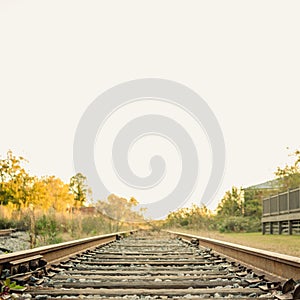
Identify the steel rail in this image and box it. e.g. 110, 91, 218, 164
166, 230, 300, 280
0, 230, 135, 271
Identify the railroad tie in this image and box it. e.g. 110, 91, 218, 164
20, 231, 283, 299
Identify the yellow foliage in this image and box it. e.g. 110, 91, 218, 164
0, 151, 75, 212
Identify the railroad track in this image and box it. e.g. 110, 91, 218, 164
0, 230, 299, 299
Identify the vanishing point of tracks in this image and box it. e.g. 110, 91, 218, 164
0, 230, 299, 300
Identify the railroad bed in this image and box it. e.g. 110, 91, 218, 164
5, 231, 297, 300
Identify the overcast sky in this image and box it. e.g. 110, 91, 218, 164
1, 1, 299, 214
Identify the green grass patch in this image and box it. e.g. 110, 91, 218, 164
170, 228, 300, 257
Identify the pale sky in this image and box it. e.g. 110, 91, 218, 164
1, 1, 300, 214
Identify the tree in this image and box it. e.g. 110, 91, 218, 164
164, 204, 213, 230
42, 176, 75, 211
96, 194, 144, 231
243, 188, 264, 218
217, 186, 243, 217
0, 150, 32, 208
275, 149, 300, 191
27, 175, 75, 211
69, 173, 90, 207
0, 151, 80, 212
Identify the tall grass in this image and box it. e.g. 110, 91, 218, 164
0, 205, 136, 248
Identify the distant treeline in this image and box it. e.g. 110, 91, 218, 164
163, 149, 300, 232
1, 148, 300, 237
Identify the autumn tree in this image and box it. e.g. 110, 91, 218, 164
0, 150, 32, 208
41, 176, 75, 211
69, 173, 90, 207
30, 177, 47, 208
96, 194, 144, 231
0, 151, 78, 212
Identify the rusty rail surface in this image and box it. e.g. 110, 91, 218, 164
0, 230, 135, 272
167, 230, 300, 280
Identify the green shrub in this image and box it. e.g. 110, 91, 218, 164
35, 214, 61, 245
0, 217, 15, 229
180, 219, 189, 227
0, 214, 30, 231
218, 216, 261, 233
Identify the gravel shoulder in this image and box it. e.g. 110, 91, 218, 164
0, 231, 31, 254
